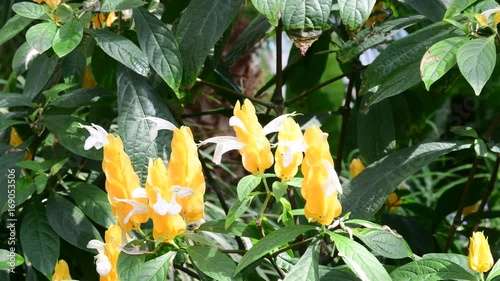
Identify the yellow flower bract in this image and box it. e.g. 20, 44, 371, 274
468, 231, 494, 273
274, 117, 303, 181
51, 260, 71, 281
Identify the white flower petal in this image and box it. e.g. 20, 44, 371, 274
322, 160, 342, 196
131, 187, 147, 198
79, 123, 109, 150
262, 113, 297, 136
481, 8, 500, 18
95, 253, 112, 276
171, 185, 195, 198
203, 136, 244, 164
144, 117, 177, 140
87, 239, 105, 254
282, 148, 293, 168
113, 198, 148, 224
229, 116, 246, 130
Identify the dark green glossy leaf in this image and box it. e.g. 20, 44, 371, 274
100, 0, 146, 12
342, 141, 472, 219
390, 258, 477, 281
133, 7, 182, 91
319, 265, 360, 280
187, 246, 242, 281
251, 0, 280, 26
49, 88, 113, 108
26, 22, 58, 54
46, 194, 102, 252
52, 18, 83, 57
353, 228, 413, 259
445, 0, 480, 19
235, 225, 317, 274
118, 252, 145, 281
283, 239, 320, 281
89, 29, 150, 77
402, 0, 446, 22
23, 54, 58, 100
137, 252, 175, 281
12, 42, 35, 74
0, 94, 35, 108
68, 182, 117, 228
20, 202, 60, 280
424, 253, 479, 278
225, 196, 254, 229
338, 0, 376, 30
175, 0, 242, 86
0, 15, 33, 46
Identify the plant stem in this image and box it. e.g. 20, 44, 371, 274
257, 192, 272, 225
335, 73, 355, 175
287, 186, 300, 225
174, 264, 200, 280
196, 78, 275, 109
473, 154, 500, 232
270, 237, 314, 257
443, 156, 481, 252
272, 20, 284, 115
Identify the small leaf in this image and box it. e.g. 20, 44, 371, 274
26, 22, 58, 54
474, 139, 488, 157
16, 160, 43, 172
235, 225, 317, 274
445, 0, 481, 19
486, 258, 500, 281
237, 174, 262, 201
0, 249, 24, 269
133, 7, 182, 91
187, 246, 242, 281
353, 228, 413, 259
34, 174, 47, 194
338, 0, 376, 31
457, 36, 496, 96
46, 194, 102, 252
100, 0, 146, 12
283, 239, 321, 281
390, 258, 477, 281
137, 252, 175, 281
225, 196, 254, 229
420, 37, 468, 90
89, 29, 150, 77
12, 2, 46, 19
52, 19, 83, 57
272, 181, 288, 201
20, 202, 60, 280
450, 126, 479, 138
0, 15, 33, 46
68, 182, 117, 228
118, 252, 145, 281
328, 232, 391, 281
251, 0, 280, 26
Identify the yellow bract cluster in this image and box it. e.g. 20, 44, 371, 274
51, 260, 71, 281
468, 231, 494, 273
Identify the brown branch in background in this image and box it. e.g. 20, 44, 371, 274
196, 78, 275, 109
271, 20, 284, 116
473, 155, 500, 232
443, 157, 481, 252
335, 73, 355, 175
174, 264, 200, 280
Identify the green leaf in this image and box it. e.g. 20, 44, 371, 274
319, 265, 361, 280
20, 202, 60, 280
444, 0, 480, 19
474, 138, 488, 157
187, 246, 242, 281
237, 174, 262, 201
224, 15, 271, 66
424, 253, 479, 278
133, 7, 182, 91
34, 173, 48, 194
283, 239, 320, 281
117, 65, 176, 184
487, 258, 500, 281
357, 94, 396, 164
23, 54, 58, 100
175, 0, 242, 86
137, 252, 175, 281
0, 94, 35, 108
0, 151, 25, 213
46, 194, 102, 252
0, 120, 27, 130
272, 181, 288, 201
12, 42, 35, 74
457, 37, 496, 96
353, 228, 413, 259
338, 0, 376, 30
362, 23, 463, 106
49, 88, 113, 108
41, 115, 103, 161
225, 196, 254, 229
118, 252, 145, 281
89, 29, 150, 77
402, 0, 446, 22
26, 22, 58, 54
450, 126, 479, 138
42, 83, 78, 100
100, 0, 146, 12
339, 15, 426, 63
198, 219, 260, 239
390, 258, 477, 281
342, 141, 472, 219
235, 225, 317, 274
16, 160, 43, 172
0, 15, 33, 46
12, 2, 46, 19
68, 182, 117, 228
281, 0, 333, 54
328, 232, 391, 281
420, 37, 468, 91
52, 19, 83, 57
0, 249, 24, 269
251, 0, 280, 26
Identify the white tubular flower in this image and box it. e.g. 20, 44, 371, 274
95, 253, 112, 276
113, 198, 149, 224
144, 116, 177, 140
201, 136, 245, 164
275, 140, 307, 167
261, 112, 297, 136
152, 186, 194, 216
79, 123, 109, 150
322, 159, 343, 196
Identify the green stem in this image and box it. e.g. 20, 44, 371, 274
258, 192, 272, 224
480, 272, 485, 281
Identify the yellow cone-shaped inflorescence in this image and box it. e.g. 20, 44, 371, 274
301, 126, 342, 225
87, 225, 127, 281
52, 260, 71, 281
349, 158, 365, 179
231, 99, 274, 175
274, 117, 304, 181
168, 126, 206, 224
146, 158, 186, 242
468, 231, 494, 273
102, 134, 148, 232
